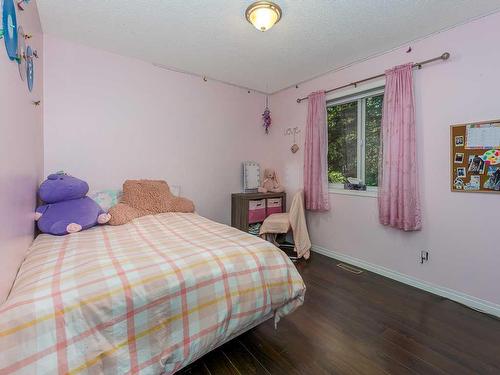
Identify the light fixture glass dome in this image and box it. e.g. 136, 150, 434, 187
245, 1, 282, 32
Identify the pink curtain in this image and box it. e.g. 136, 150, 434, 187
304, 91, 330, 211
378, 63, 421, 231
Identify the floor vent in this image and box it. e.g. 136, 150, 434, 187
337, 263, 363, 274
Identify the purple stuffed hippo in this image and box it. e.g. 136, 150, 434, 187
35, 173, 111, 235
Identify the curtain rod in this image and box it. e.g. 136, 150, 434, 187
296, 52, 450, 103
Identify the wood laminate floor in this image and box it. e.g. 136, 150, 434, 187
178, 252, 500, 374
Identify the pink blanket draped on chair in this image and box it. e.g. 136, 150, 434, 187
378, 63, 421, 231
304, 91, 330, 211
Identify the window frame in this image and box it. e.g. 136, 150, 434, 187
326, 85, 384, 193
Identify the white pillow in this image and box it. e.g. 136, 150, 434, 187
89, 189, 122, 211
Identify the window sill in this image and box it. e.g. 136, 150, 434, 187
328, 188, 378, 198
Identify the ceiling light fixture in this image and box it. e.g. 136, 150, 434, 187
245, 1, 282, 32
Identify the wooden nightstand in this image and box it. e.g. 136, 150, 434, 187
231, 192, 286, 233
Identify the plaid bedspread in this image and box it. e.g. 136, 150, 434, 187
0, 213, 305, 374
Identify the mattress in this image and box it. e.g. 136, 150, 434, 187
0, 213, 305, 374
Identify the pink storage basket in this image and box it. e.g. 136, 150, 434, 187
248, 199, 266, 223
266, 198, 282, 216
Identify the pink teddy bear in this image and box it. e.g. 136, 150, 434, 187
258, 168, 285, 193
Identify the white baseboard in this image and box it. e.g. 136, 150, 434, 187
312, 245, 500, 319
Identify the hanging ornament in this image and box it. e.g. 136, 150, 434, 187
262, 96, 271, 134
291, 127, 300, 153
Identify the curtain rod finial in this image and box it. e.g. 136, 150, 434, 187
296, 98, 302, 103
442, 52, 450, 60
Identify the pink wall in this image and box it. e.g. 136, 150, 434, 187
270, 12, 500, 307
43, 35, 275, 225
0, 2, 43, 303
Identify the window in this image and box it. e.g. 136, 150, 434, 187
327, 88, 384, 189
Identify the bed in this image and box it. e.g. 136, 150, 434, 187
0, 213, 305, 374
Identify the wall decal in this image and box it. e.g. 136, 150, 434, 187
2, 0, 18, 60
26, 44, 33, 91
16, 0, 30, 11
17, 24, 26, 80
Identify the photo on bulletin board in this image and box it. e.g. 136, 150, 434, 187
456, 167, 466, 178
454, 153, 464, 163
454, 135, 465, 147
467, 155, 485, 174
484, 167, 500, 190
450, 119, 500, 193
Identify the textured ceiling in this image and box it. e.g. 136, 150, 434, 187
38, 0, 500, 93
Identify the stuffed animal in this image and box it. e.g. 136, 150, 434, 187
35, 173, 111, 235
258, 168, 285, 193
108, 180, 194, 225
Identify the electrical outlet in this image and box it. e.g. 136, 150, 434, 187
420, 250, 429, 264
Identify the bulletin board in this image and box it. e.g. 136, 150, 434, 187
450, 120, 500, 193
